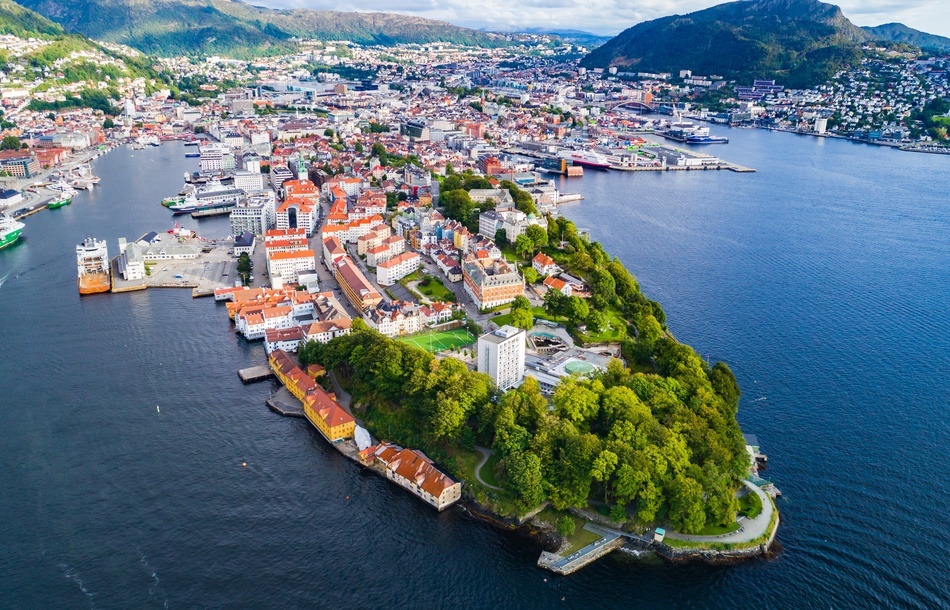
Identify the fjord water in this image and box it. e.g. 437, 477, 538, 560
0, 136, 947, 608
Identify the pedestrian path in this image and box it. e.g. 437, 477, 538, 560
473, 446, 504, 490
664, 480, 774, 544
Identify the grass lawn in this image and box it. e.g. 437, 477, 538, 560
479, 453, 503, 488
695, 521, 741, 536
397, 328, 475, 353
562, 516, 603, 554
739, 490, 763, 518
575, 307, 627, 344
494, 306, 565, 328
416, 276, 455, 301
448, 446, 483, 484
534, 509, 603, 555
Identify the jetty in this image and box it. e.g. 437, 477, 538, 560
537, 523, 630, 575
238, 365, 274, 383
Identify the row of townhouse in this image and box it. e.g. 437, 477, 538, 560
321, 214, 386, 243
359, 442, 462, 511
269, 350, 356, 443
363, 300, 457, 337
356, 223, 393, 255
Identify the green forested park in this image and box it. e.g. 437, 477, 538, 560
299, 297, 747, 535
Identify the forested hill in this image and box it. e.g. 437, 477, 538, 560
862, 23, 950, 52
12, 0, 508, 57
0, 0, 63, 36
580, 0, 939, 88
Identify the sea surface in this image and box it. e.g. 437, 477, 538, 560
0, 135, 947, 609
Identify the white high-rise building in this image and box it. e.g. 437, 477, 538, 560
477, 325, 526, 391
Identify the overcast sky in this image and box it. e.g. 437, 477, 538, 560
249, 0, 949, 38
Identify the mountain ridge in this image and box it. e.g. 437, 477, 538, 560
581, 0, 946, 87
12, 0, 508, 56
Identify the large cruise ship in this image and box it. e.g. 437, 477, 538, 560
0, 212, 24, 249
77, 236, 111, 295
557, 150, 612, 170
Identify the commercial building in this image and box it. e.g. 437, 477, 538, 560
230, 198, 272, 236
198, 143, 235, 172
462, 257, 524, 310
233, 170, 265, 192
275, 197, 318, 237
0, 150, 40, 178
267, 249, 316, 284
477, 325, 526, 391
334, 256, 382, 311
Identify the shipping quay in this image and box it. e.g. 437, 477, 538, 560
107, 228, 254, 297
506, 139, 755, 173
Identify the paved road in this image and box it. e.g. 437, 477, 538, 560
472, 446, 504, 490
664, 480, 774, 544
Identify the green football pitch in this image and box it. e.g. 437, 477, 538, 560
398, 328, 476, 353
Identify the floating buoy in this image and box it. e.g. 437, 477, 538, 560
242, 462, 247, 467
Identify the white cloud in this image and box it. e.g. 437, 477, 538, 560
249, 0, 950, 37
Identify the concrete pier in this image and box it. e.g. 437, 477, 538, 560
238, 365, 274, 384
265, 387, 305, 417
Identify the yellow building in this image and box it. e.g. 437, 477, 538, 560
269, 350, 355, 443
303, 391, 355, 443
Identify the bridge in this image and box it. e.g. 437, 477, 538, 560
602, 100, 658, 112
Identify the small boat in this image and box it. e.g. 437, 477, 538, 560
185, 152, 200, 158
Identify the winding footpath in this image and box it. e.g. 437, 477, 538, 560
665, 480, 774, 544
473, 446, 504, 491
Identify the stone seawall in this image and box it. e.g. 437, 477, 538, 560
656, 512, 780, 565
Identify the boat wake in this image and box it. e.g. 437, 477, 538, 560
139, 551, 169, 608
59, 563, 96, 608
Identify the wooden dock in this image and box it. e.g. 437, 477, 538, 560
238, 365, 274, 384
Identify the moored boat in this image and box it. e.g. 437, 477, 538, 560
48, 194, 71, 209
0, 212, 24, 249
686, 135, 729, 144
77, 236, 111, 295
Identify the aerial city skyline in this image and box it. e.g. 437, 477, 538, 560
0, 0, 947, 606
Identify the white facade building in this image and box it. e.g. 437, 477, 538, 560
267, 249, 316, 284
233, 171, 265, 192
376, 251, 421, 286
477, 325, 526, 391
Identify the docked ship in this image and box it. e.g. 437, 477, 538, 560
48, 186, 77, 209
77, 236, 111, 295
0, 212, 25, 250
557, 150, 611, 170
686, 134, 729, 144
166, 179, 244, 215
